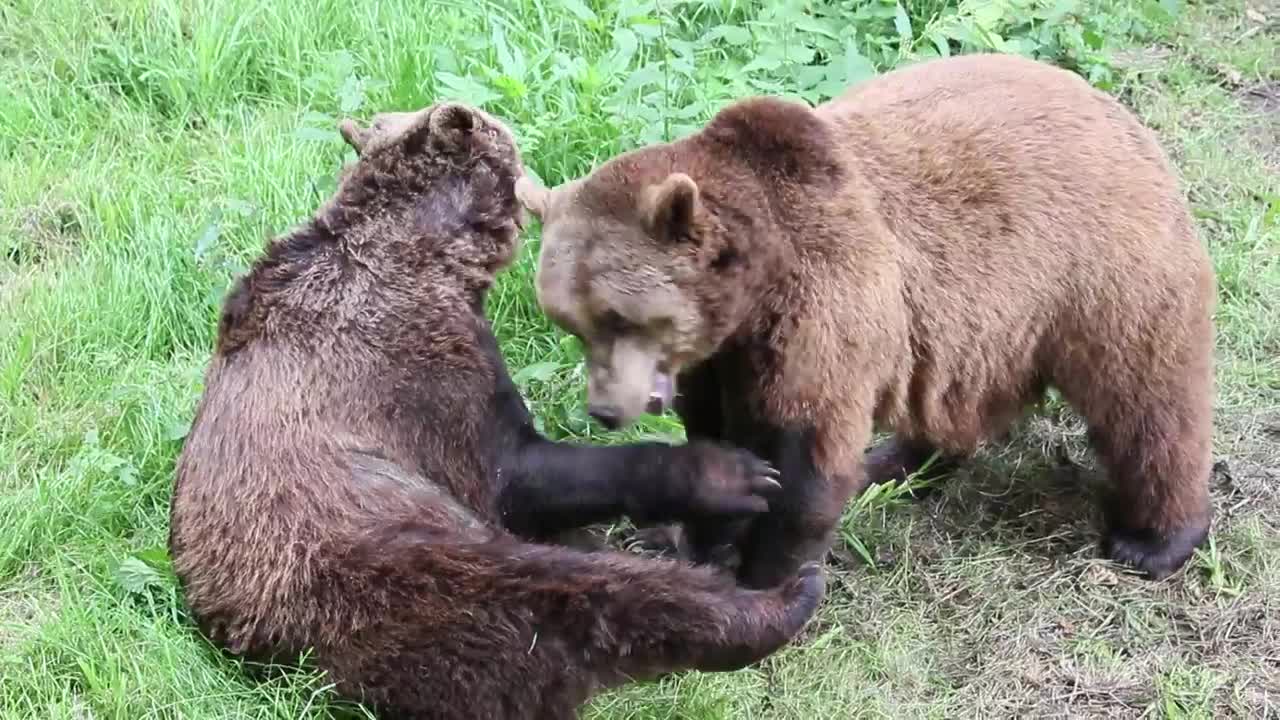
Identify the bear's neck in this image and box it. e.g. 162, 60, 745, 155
694, 171, 815, 346
314, 190, 509, 302
233, 209, 500, 330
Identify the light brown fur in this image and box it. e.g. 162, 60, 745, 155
518, 52, 1216, 586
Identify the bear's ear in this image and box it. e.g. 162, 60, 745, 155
641, 173, 699, 243
420, 102, 478, 151
338, 118, 371, 155
515, 175, 550, 222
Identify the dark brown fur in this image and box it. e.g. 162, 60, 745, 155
518, 53, 1216, 588
168, 102, 825, 720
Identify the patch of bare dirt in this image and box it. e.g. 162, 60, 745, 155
1238, 81, 1280, 175
0, 565, 58, 650
0, 198, 82, 306
1111, 46, 1174, 76
4, 197, 82, 268
821, 404, 1280, 718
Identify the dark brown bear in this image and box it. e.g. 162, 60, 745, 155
515, 52, 1217, 589
167, 101, 825, 720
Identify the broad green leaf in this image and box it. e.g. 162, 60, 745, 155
310, 173, 338, 199
814, 78, 849, 100
843, 40, 877, 85
1261, 194, 1280, 228
434, 71, 501, 107
116, 557, 163, 595
741, 52, 783, 74
672, 101, 710, 120
611, 27, 639, 69
117, 463, 137, 486
1159, 0, 1184, 18
893, 3, 913, 44
337, 75, 364, 114
206, 282, 228, 310
926, 29, 951, 58
492, 75, 528, 100
293, 126, 336, 142
163, 420, 190, 442
797, 64, 826, 90
135, 548, 174, 574
709, 24, 751, 46
559, 0, 597, 22
1041, 0, 1078, 25
793, 15, 838, 39
301, 110, 334, 125
512, 361, 562, 386
193, 216, 220, 260
631, 21, 662, 41
616, 0, 657, 22
785, 44, 816, 64
615, 63, 663, 97
971, 2, 1008, 29
491, 24, 523, 80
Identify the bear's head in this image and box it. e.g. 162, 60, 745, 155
517, 97, 839, 430
334, 102, 529, 278
516, 157, 746, 430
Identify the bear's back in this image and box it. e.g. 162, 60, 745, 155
823, 52, 1098, 115
170, 262, 503, 657
812, 52, 1198, 285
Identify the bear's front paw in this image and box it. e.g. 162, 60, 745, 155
679, 442, 781, 519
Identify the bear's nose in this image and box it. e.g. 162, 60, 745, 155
588, 405, 622, 430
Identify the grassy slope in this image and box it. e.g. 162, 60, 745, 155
1, 0, 1276, 718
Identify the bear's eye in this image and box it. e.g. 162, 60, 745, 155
598, 310, 635, 335
650, 316, 674, 332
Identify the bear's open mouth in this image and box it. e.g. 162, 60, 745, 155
645, 372, 675, 415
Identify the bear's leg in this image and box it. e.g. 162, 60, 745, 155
1087, 398, 1213, 580
1055, 324, 1214, 580
672, 358, 725, 440
495, 435, 779, 540
488, 338, 775, 546
343, 529, 826, 718
729, 423, 865, 590
863, 435, 965, 496
671, 360, 754, 568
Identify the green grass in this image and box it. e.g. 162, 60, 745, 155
1, 0, 1277, 717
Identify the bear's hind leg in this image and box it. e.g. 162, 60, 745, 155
864, 436, 966, 497
341, 529, 827, 719
1091, 407, 1212, 580
1064, 362, 1213, 580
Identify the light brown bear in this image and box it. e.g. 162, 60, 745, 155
515, 52, 1217, 589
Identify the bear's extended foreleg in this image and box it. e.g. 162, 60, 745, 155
496, 436, 781, 540
481, 326, 778, 542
